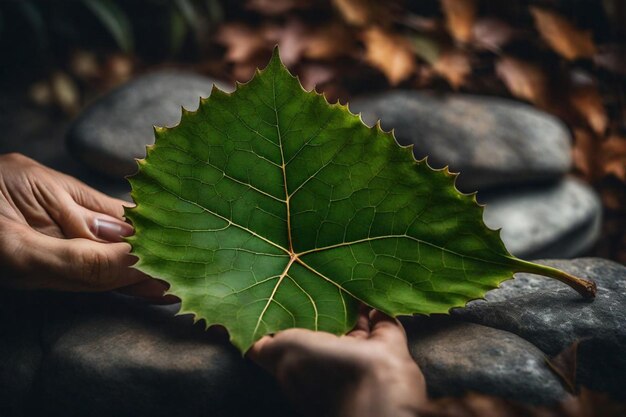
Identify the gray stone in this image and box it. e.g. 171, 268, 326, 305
37, 293, 293, 417
453, 258, 626, 397
481, 177, 602, 258
349, 91, 572, 191
2, 258, 623, 412
37, 292, 294, 417
405, 318, 569, 405
66, 71, 233, 179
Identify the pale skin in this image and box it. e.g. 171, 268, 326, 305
0, 152, 427, 417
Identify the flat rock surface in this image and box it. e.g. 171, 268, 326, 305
453, 258, 626, 397
36, 293, 293, 417
405, 318, 569, 405
66, 71, 232, 179
349, 91, 572, 191
481, 177, 602, 258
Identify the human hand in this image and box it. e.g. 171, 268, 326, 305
0, 153, 168, 299
249, 308, 426, 417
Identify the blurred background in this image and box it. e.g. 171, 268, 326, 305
0, 0, 624, 262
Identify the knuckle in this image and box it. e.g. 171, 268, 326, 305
2, 152, 34, 168
3, 152, 26, 163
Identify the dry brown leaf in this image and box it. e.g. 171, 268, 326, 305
362, 27, 416, 85
472, 18, 517, 52
495, 56, 550, 107
593, 44, 626, 77
433, 48, 471, 89
530, 7, 596, 60
245, 0, 313, 15
102, 54, 133, 87
332, 0, 378, 26
303, 23, 356, 60
546, 341, 581, 393
232, 60, 264, 82
441, 0, 477, 44
69, 50, 100, 81
573, 128, 598, 180
262, 21, 309, 67
216, 23, 268, 63
264, 21, 355, 65
600, 136, 626, 182
418, 388, 626, 417
297, 64, 335, 91
561, 388, 626, 417
50, 71, 80, 115
569, 73, 608, 135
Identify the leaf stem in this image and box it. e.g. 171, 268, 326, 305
513, 258, 597, 299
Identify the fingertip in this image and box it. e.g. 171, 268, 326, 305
247, 335, 273, 363
369, 309, 398, 325
347, 306, 371, 338
369, 310, 407, 342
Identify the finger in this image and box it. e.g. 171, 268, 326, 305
117, 279, 179, 304
346, 305, 371, 339
63, 175, 132, 219
70, 204, 134, 242
248, 329, 317, 372
248, 335, 276, 372
24, 229, 149, 291
369, 310, 408, 345
56, 198, 133, 242
33, 184, 131, 242
89, 212, 134, 242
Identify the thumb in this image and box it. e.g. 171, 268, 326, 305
63, 173, 132, 220
50, 194, 133, 242
369, 310, 407, 345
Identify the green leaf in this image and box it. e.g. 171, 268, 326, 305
81, 0, 133, 53
126, 48, 596, 353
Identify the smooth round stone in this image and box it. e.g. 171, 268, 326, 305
405, 318, 569, 405
453, 258, 626, 398
481, 177, 601, 259
37, 293, 293, 417
66, 71, 233, 179
349, 91, 572, 191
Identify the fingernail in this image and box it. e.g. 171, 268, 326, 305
94, 218, 134, 242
